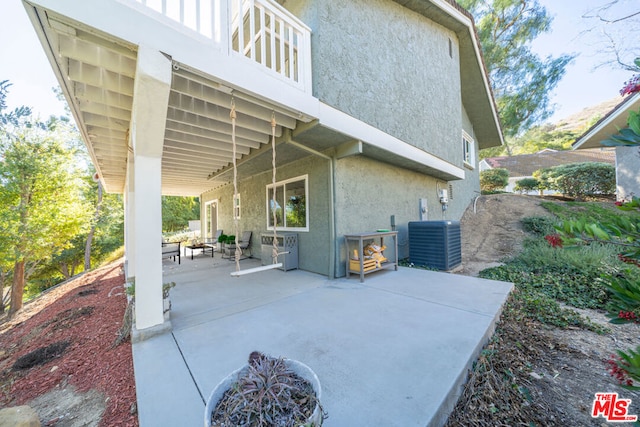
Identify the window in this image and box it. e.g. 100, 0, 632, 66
233, 194, 241, 220
266, 175, 308, 231
462, 131, 475, 168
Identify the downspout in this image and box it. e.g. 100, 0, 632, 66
284, 130, 337, 279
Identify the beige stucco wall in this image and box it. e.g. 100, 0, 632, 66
200, 154, 332, 275
616, 146, 640, 200
199, 1, 486, 278
283, 0, 464, 166
333, 155, 473, 277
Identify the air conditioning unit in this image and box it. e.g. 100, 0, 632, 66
408, 221, 461, 271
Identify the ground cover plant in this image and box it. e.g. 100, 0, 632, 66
479, 200, 631, 330
556, 196, 640, 390
447, 195, 640, 426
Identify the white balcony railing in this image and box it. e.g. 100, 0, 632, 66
123, 0, 311, 91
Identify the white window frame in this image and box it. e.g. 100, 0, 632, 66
233, 193, 241, 220
462, 130, 475, 169
266, 174, 309, 232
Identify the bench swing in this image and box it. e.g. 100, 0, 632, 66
229, 100, 286, 277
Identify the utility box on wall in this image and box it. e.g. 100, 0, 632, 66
408, 221, 461, 271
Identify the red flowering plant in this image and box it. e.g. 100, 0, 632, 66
620, 58, 640, 97
554, 196, 640, 388
556, 73, 640, 388
620, 74, 640, 97
544, 233, 563, 248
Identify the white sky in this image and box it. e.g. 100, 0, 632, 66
0, 0, 635, 123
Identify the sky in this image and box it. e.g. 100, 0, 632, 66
0, 0, 636, 124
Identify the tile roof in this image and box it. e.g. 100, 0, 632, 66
483, 148, 616, 177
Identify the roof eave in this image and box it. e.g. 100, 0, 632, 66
573, 92, 640, 150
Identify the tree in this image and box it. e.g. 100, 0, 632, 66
162, 196, 200, 233
514, 177, 540, 194
0, 80, 31, 127
0, 123, 90, 315
480, 168, 509, 192
459, 0, 574, 145
582, 1, 640, 73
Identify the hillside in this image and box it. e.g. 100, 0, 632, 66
551, 96, 622, 134
449, 193, 640, 426
0, 262, 136, 427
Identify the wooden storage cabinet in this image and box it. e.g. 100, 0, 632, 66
344, 231, 398, 282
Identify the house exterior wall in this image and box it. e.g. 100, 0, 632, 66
283, 0, 464, 165
616, 146, 640, 200
200, 155, 332, 275
334, 155, 471, 277
453, 105, 481, 210
199, 1, 489, 279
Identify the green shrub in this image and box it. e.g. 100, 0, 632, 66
521, 216, 557, 235
514, 177, 540, 194
479, 237, 625, 330
480, 168, 509, 192
534, 162, 615, 199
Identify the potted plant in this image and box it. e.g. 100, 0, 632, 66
221, 235, 235, 258
217, 234, 229, 254
205, 351, 325, 427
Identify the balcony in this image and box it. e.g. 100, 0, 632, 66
119, 0, 312, 93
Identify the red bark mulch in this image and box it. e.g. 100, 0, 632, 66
0, 261, 138, 426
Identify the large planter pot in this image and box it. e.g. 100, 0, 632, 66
204, 359, 322, 427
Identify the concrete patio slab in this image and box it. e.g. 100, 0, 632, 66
133, 257, 512, 426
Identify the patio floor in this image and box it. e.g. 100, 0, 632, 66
132, 254, 512, 427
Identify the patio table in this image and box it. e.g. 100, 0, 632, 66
185, 244, 214, 259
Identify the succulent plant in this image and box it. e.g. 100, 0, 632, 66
210, 351, 324, 426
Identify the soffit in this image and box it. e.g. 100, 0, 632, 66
27, 4, 306, 196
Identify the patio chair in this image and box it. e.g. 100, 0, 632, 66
225, 231, 252, 260
204, 229, 223, 256
162, 241, 181, 264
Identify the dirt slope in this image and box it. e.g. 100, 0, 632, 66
458, 193, 550, 276
0, 262, 137, 427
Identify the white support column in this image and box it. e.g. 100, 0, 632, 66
124, 151, 135, 281
130, 45, 172, 335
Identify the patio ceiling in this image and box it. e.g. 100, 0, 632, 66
30, 6, 305, 196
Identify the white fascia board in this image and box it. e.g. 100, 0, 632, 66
318, 103, 465, 179
23, 1, 113, 191
574, 92, 640, 150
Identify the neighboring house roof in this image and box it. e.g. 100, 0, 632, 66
394, 0, 503, 150
573, 92, 640, 149
482, 149, 616, 178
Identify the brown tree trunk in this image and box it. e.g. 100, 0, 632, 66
9, 260, 25, 316
84, 180, 103, 271
60, 263, 70, 280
